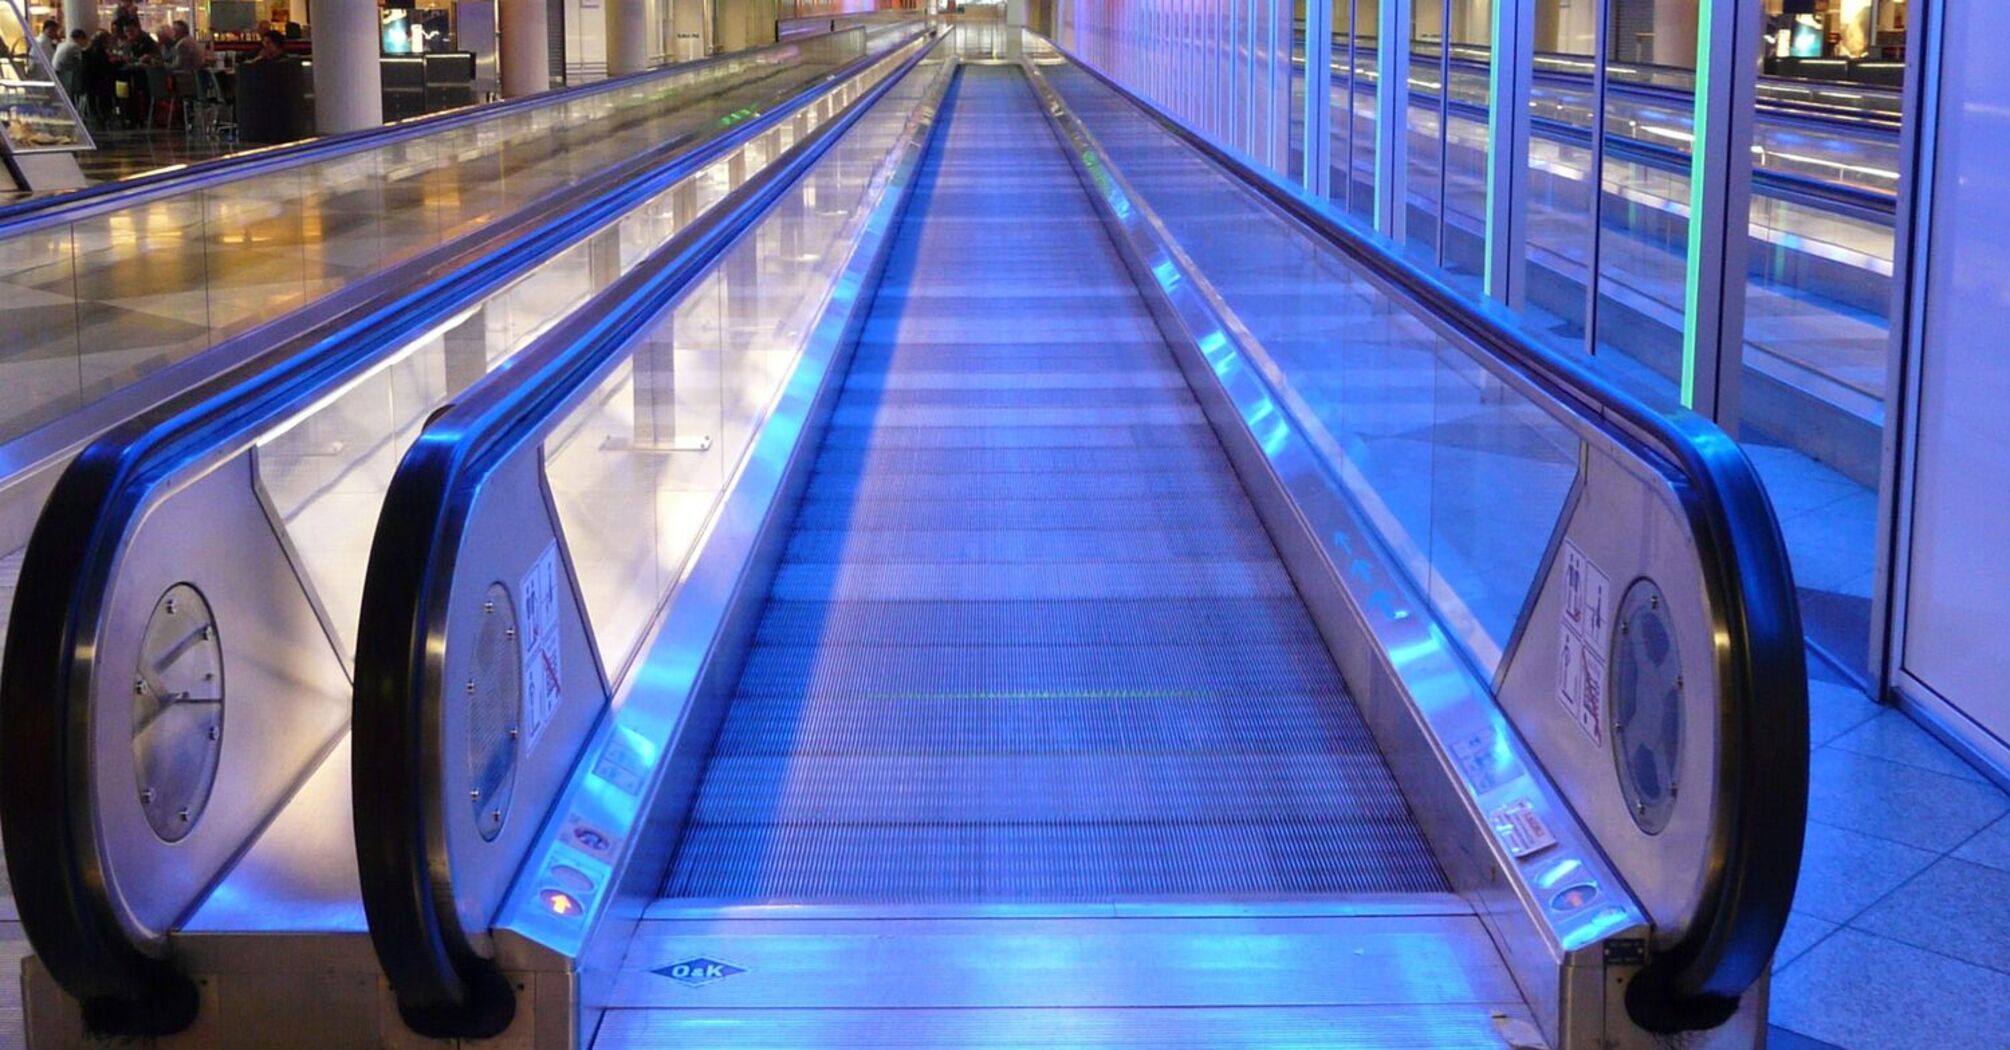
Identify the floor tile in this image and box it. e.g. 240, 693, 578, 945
1791, 820, 1938, 924
1767, 1026, 1849, 1050
1774, 910, 1840, 971
1854, 858, 2010, 976
1772, 929, 2010, 1050
1832, 710, 1993, 783
1952, 815, 2010, 874
1806, 747, 2009, 853
1806, 676, 1881, 749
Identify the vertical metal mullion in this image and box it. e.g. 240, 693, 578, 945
1681, 0, 1761, 419
1346, 0, 1360, 211
1484, 0, 1534, 306
1241, 0, 1255, 155
1874, 0, 1946, 690
1375, 0, 1412, 237
1270, 0, 1293, 171
1434, 0, 1453, 266
1176, 0, 1189, 125
1580, 0, 1612, 360
1228, 1, 1238, 141
1304, 0, 1333, 194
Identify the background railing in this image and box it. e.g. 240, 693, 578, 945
0, 31, 868, 453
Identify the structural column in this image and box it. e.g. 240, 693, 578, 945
715, 0, 777, 53
605, 0, 649, 76
1652, 0, 1698, 65
61, 0, 98, 34
1484, 0, 1534, 307
672, 0, 708, 61
1680, 0, 1761, 419
1373, 0, 1411, 238
500, 0, 552, 98
1301, 0, 1333, 196
312, 0, 383, 135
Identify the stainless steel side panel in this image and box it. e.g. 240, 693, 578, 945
91, 455, 351, 948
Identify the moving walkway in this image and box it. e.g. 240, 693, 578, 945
0, 33, 935, 1040
0, 26, 916, 638
2, 26, 1807, 1048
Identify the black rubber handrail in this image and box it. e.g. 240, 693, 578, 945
350, 33, 941, 1039
0, 24, 909, 233
0, 36, 912, 1037
1049, 43, 1806, 1034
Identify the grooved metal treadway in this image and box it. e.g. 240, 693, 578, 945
659, 64, 1444, 905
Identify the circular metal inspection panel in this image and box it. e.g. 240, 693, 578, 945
467, 583, 522, 842
131, 583, 224, 843
1609, 578, 1684, 836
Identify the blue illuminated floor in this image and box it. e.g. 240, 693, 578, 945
662, 62, 1443, 905
598, 63, 1529, 1048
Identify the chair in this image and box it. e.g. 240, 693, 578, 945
145, 65, 195, 132
193, 68, 235, 143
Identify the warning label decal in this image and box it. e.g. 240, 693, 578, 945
519, 541, 563, 753
1556, 540, 1611, 747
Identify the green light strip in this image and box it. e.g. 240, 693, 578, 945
1679, 0, 1713, 410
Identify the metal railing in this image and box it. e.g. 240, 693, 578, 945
1046, 36, 1806, 1032
0, 30, 921, 1037
347, 32, 945, 1037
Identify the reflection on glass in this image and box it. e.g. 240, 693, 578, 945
1439, 0, 1490, 287
1328, 0, 1378, 222
1735, 2, 1900, 682
1291, 0, 1308, 182
251, 38, 920, 657
544, 46, 945, 679
1589, 0, 1693, 411
1519, 0, 1597, 355
1404, 0, 1446, 267
1046, 59, 1580, 671
0, 30, 884, 457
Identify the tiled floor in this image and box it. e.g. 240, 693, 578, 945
1768, 659, 2010, 1050
74, 125, 240, 185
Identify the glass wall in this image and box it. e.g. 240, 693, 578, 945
1403, 0, 1446, 266
1057, 0, 1911, 683
1327, 0, 1377, 221
1065, 0, 1295, 172
1398, 0, 1491, 287
1523, 0, 1597, 354
1589, 0, 1695, 412
1440, 0, 1490, 286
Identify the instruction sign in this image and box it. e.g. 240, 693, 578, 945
519, 541, 564, 753
1556, 540, 1611, 746
1488, 798, 1557, 859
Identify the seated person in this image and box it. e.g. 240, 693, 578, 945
119, 19, 159, 63
168, 20, 203, 78
116, 21, 159, 125
245, 28, 292, 63
81, 31, 118, 122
